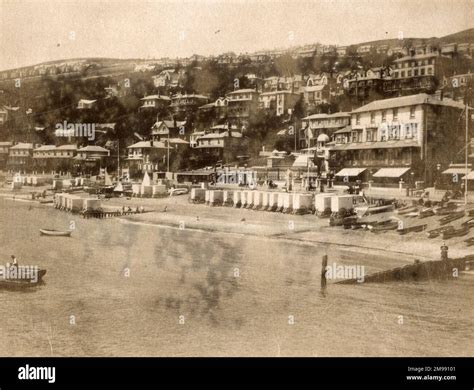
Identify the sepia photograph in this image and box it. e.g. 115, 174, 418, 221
0, 0, 473, 385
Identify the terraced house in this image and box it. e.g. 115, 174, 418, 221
327, 94, 466, 186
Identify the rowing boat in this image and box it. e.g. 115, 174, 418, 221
39, 229, 71, 237
0, 269, 47, 290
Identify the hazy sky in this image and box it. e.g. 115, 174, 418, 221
0, 0, 472, 71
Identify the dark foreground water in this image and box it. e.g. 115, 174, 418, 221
0, 198, 472, 356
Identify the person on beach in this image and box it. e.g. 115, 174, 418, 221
9, 255, 18, 269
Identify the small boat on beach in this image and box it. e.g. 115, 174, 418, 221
419, 208, 435, 219
464, 237, 474, 246
438, 211, 465, 225
370, 221, 399, 233
397, 224, 427, 235
427, 225, 455, 239
396, 206, 418, 215
442, 225, 470, 240
39, 229, 71, 237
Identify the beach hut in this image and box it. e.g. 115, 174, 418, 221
315, 193, 334, 214
252, 191, 264, 210
282, 193, 293, 213
240, 191, 248, 208
141, 185, 153, 197
233, 191, 242, 208
191, 188, 206, 203
152, 184, 167, 197
132, 184, 141, 197
245, 191, 254, 209
223, 190, 234, 206
331, 195, 354, 213
293, 193, 313, 214
83, 198, 101, 211
209, 190, 223, 206
275, 192, 285, 212
64, 194, 82, 212
261, 192, 270, 210
60, 193, 68, 209
11, 181, 22, 190
267, 192, 279, 212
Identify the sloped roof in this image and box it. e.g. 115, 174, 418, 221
141, 95, 171, 101
34, 145, 56, 151
199, 131, 243, 139
127, 141, 167, 149
78, 145, 109, 152
351, 94, 465, 113
10, 143, 34, 149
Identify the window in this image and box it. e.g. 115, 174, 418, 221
367, 129, 377, 142
370, 112, 375, 124
408, 70, 412, 77
414, 69, 418, 76
421, 68, 425, 76
427, 67, 433, 75
394, 71, 399, 78
356, 114, 361, 125
382, 110, 387, 122
393, 108, 398, 120
401, 71, 405, 78
410, 106, 416, 119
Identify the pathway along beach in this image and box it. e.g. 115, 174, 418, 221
0, 196, 472, 356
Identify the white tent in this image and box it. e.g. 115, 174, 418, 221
142, 171, 151, 186
114, 182, 123, 192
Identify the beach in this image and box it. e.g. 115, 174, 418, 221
0, 193, 473, 357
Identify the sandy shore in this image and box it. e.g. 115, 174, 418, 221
2, 186, 473, 266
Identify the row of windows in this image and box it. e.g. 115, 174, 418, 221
355, 107, 417, 125
394, 66, 434, 78
337, 124, 419, 143
397, 59, 435, 68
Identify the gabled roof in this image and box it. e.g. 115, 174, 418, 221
141, 95, 171, 101
34, 145, 56, 151
78, 145, 109, 152
10, 143, 34, 149
152, 120, 186, 130
56, 144, 77, 150
226, 89, 257, 95
351, 94, 465, 114
199, 131, 243, 139
127, 141, 167, 149
303, 112, 350, 120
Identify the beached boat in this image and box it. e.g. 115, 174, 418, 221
464, 237, 474, 246
427, 225, 455, 239
396, 206, 418, 215
39, 229, 71, 237
419, 208, 435, 219
442, 225, 470, 240
397, 224, 427, 235
439, 211, 465, 225
461, 218, 474, 229
355, 204, 394, 217
370, 221, 399, 233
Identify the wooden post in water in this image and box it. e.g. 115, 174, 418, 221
321, 255, 328, 291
